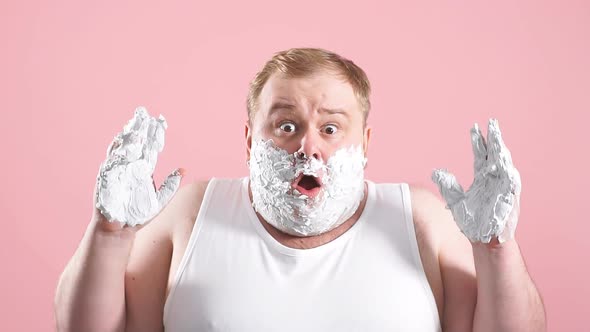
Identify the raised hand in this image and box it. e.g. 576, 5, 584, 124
431, 119, 521, 244
95, 106, 183, 227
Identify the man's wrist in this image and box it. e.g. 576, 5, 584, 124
86, 219, 137, 250
471, 237, 522, 267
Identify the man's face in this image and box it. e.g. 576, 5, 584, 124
245, 70, 371, 236
246, 70, 370, 161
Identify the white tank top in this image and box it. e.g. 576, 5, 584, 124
163, 178, 441, 331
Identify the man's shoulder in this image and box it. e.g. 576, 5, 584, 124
173, 179, 211, 207
133, 179, 211, 242
166, 179, 211, 232
407, 184, 454, 234
405, 183, 473, 264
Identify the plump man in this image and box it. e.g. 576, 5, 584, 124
55, 48, 546, 332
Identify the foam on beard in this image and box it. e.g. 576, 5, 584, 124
249, 138, 367, 237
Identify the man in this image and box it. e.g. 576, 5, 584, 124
54, 48, 546, 331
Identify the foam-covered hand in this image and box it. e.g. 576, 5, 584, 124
432, 119, 521, 243
95, 107, 183, 227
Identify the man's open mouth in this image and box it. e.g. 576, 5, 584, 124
293, 174, 322, 198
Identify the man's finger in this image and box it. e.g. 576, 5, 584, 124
486, 118, 506, 164
156, 168, 185, 207
92, 171, 106, 222
105, 134, 122, 158
431, 168, 466, 207
487, 118, 517, 171
470, 123, 487, 173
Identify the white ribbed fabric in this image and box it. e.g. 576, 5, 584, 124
163, 178, 441, 331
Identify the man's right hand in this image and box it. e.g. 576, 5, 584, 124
94, 107, 184, 228
91, 166, 186, 234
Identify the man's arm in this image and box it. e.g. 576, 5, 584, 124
471, 239, 546, 332
411, 186, 546, 332
54, 182, 203, 332
124, 181, 208, 332
54, 218, 136, 332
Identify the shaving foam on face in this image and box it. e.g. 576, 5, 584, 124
95, 106, 182, 226
432, 119, 521, 243
249, 138, 367, 237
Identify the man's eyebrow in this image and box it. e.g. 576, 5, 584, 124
319, 107, 349, 116
268, 102, 349, 117
268, 102, 296, 116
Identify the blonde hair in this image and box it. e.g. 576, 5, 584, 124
247, 48, 371, 125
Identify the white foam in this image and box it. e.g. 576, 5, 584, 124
95, 106, 182, 226
249, 138, 367, 237
432, 119, 521, 243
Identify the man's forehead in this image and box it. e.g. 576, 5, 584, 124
259, 72, 359, 113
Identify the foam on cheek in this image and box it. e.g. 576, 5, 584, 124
249, 139, 367, 236
96, 107, 182, 226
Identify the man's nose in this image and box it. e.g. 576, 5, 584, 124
296, 130, 321, 160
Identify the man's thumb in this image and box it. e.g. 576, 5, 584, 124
431, 168, 465, 207
156, 168, 185, 207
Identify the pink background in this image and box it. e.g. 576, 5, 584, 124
2, 1, 588, 330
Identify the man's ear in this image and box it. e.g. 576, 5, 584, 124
363, 125, 372, 159
245, 121, 252, 162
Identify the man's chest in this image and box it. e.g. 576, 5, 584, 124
164, 235, 440, 331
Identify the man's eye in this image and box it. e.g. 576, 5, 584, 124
279, 122, 296, 133
323, 125, 338, 135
